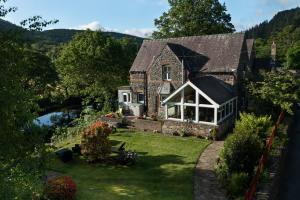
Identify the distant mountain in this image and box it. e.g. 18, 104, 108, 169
0, 18, 144, 45
246, 7, 300, 39
245, 7, 300, 67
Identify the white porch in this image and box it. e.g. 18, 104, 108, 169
162, 80, 237, 126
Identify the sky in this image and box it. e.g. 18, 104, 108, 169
2, 0, 300, 37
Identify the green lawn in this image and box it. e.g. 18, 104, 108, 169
50, 129, 210, 200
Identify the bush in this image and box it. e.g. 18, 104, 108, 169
234, 113, 272, 140
55, 148, 73, 162
80, 121, 112, 162
227, 172, 249, 198
223, 133, 263, 175
215, 162, 229, 186
44, 176, 77, 200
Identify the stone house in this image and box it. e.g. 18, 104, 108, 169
118, 32, 254, 137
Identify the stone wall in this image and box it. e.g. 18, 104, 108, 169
162, 120, 215, 138
134, 119, 163, 132
133, 115, 235, 139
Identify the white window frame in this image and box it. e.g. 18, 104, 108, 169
160, 94, 168, 107
122, 92, 131, 103
162, 65, 171, 81
217, 98, 237, 123
163, 82, 218, 126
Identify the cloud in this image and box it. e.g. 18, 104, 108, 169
263, 0, 299, 8
277, 0, 292, 6
123, 28, 155, 38
256, 9, 263, 16
74, 21, 103, 31
157, 0, 168, 6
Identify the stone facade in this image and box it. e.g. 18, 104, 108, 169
147, 46, 184, 116
129, 45, 185, 116
130, 72, 145, 104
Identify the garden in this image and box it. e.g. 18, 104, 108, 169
43, 111, 210, 200
213, 69, 298, 199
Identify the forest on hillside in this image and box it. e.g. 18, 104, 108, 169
246, 7, 300, 68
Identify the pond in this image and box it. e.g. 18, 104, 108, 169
34, 108, 81, 127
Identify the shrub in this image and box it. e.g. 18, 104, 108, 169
209, 128, 218, 140
227, 172, 249, 198
215, 162, 229, 186
234, 113, 272, 140
223, 133, 263, 175
80, 121, 112, 162
44, 176, 77, 200
55, 148, 73, 162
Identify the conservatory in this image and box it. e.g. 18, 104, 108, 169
162, 76, 237, 126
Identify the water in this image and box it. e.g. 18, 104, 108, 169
34, 109, 80, 127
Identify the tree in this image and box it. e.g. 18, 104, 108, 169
248, 70, 300, 114
55, 30, 137, 109
152, 0, 235, 38
0, 0, 58, 198
286, 42, 300, 69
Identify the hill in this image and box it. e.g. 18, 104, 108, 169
246, 7, 300, 66
246, 7, 300, 39
0, 18, 143, 46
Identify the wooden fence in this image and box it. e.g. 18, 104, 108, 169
245, 111, 285, 200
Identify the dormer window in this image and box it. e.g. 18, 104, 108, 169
162, 65, 171, 80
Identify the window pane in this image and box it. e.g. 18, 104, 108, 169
226, 104, 229, 115
184, 106, 196, 121
222, 106, 225, 117
167, 104, 181, 119
199, 94, 211, 104
169, 92, 181, 103
138, 93, 144, 103
162, 65, 171, 80
123, 94, 127, 102
184, 85, 196, 104
218, 111, 222, 121
199, 107, 214, 123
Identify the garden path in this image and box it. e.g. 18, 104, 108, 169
194, 141, 227, 200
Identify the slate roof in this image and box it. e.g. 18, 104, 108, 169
190, 76, 235, 104
130, 32, 247, 73
118, 86, 131, 90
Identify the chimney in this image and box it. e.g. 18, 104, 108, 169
270, 41, 277, 70
271, 41, 276, 61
